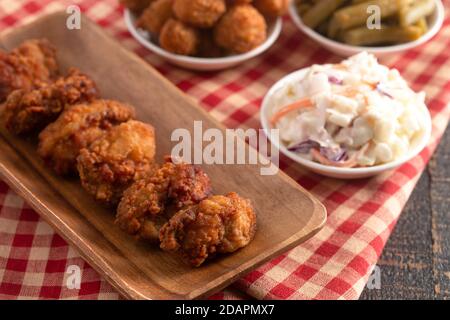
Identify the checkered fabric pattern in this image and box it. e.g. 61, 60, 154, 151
0, 0, 449, 300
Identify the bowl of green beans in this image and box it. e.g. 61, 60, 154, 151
289, 0, 445, 57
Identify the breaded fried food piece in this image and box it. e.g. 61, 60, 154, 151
115, 163, 172, 242
159, 19, 200, 55
253, 0, 290, 18
160, 192, 257, 267
77, 120, 157, 205
2, 68, 98, 135
116, 157, 212, 242
137, 0, 173, 34
173, 0, 226, 28
38, 100, 135, 175
214, 4, 267, 53
0, 39, 58, 102
119, 0, 153, 13
168, 158, 212, 209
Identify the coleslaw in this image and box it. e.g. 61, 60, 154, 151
269, 52, 429, 168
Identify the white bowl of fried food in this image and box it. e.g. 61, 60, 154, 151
260, 52, 432, 179
121, 0, 287, 71
289, 0, 445, 57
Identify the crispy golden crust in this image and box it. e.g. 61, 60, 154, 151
115, 157, 212, 243
253, 0, 290, 18
168, 159, 212, 208
160, 192, 256, 267
159, 19, 200, 55
173, 0, 226, 28
160, 205, 224, 266
2, 68, 98, 135
120, 0, 153, 13
52, 68, 99, 105
38, 100, 135, 175
218, 193, 257, 253
214, 4, 267, 53
137, 0, 173, 34
116, 162, 172, 242
77, 120, 157, 205
0, 39, 58, 102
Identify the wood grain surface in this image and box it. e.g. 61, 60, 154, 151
0, 12, 326, 300
361, 125, 450, 300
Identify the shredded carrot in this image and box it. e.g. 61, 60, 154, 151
311, 144, 370, 168
270, 88, 362, 127
269, 97, 313, 126
363, 81, 378, 90
333, 64, 348, 71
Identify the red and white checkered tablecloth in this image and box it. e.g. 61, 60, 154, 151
0, 0, 449, 300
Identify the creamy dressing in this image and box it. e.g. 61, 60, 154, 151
269, 52, 428, 167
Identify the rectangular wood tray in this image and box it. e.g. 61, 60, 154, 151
0, 11, 327, 300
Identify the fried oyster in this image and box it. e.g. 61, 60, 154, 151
116, 157, 212, 243
2, 68, 98, 135
160, 192, 257, 267
77, 120, 157, 205
0, 39, 58, 102
38, 99, 135, 175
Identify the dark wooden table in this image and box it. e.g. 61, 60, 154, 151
360, 126, 450, 300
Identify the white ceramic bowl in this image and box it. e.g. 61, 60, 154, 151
288, 0, 445, 58
124, 9, 282, 71
260, 68, 432, 179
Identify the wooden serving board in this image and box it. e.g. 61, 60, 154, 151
0, 11, 326, 300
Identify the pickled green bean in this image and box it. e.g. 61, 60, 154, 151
295, 0, 434, 47
302, 0, 346, 29
414, 17, 428, 34
342, 25, 423, 46
332, 0, 400, 30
